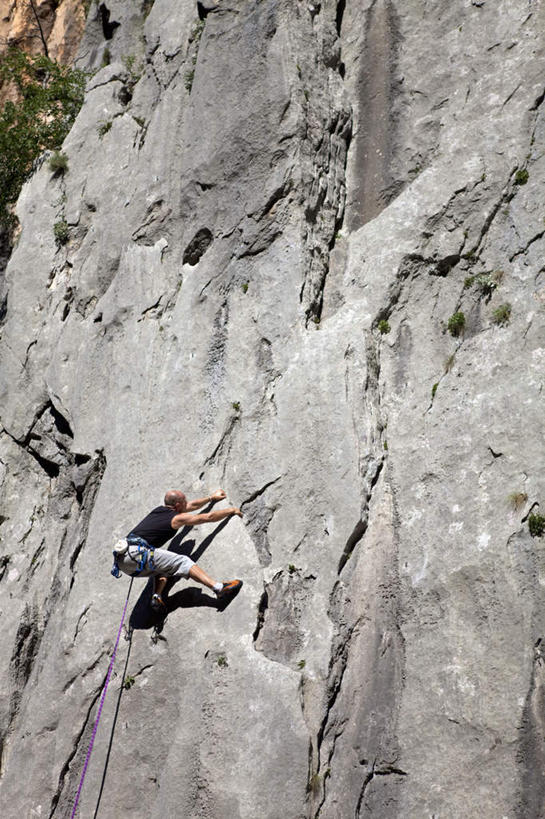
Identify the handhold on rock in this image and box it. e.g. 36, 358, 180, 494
183, 227, 213, 265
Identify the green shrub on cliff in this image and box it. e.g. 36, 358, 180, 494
447, 311, 465, 337
0, 49, 86, 230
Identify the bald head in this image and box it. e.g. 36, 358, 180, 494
164, 490, 187, 510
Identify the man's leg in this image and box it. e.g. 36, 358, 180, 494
151, 549, 242, 606
189, 563, 219, 590
154, 575, 168, 597
189, 565, 242, 598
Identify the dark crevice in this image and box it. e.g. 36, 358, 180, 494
315, 620, 358, 753
0, 554, 10, 582
99, 3, 120, 40
338, 460, 383, 574
27, 446, 60, 478
509, 230, 545, 263
335, 0, 346, 35
355, 760, 408, 817
241, 476, 282, 509
252, 588, 269, 642
0, 293, 7, 325
374, 254, 426, 327
48, 677, 106, 817
199, 413, 239, 478
530, 87, 545, 111
50, 402, 74, 438
7, 605, 44, 744
183, 227, 213, 265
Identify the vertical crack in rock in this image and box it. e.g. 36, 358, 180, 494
338, 459, 383, 573
240, 478, 282, 567
68, 450, 107, 576
310, 315, 405, 815
6, 604, 43, 735
517, 638, 545, 819
348, 0, 401, 229
48, 675, 107, 818
335, 0, 346, 36
354, 760, 408, 817
203, 301, 229, 429
0, 441, 106, 779
298, 7, 352, 323
199, 413, 239, 479
253, 569, 315, 666
252, 586, 269, 643
300, 103, 352, 323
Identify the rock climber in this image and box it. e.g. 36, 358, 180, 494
112, 489, 242, 611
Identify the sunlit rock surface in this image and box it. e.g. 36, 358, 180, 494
1, 1, 545, 817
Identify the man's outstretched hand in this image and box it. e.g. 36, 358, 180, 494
211, 489, 227, 501
231, 507, 243, 518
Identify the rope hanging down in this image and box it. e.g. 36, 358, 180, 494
70, 578, 134, 819
93, 624, 134, 818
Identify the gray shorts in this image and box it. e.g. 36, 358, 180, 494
118, 544, 195, 579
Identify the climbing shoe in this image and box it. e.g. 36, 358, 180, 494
151, 593, 166, 612
216, 579, 243, 598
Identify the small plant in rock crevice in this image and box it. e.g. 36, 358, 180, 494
184, 68, 195, 92
217, 655, 228, 668
98, 120, 112, 138
465, 270, 504, 299
447, 311, 465, 337
307, 773, 321, 795
48, 151, 68, 174
529, 514, 545, 538
297, 659, 306, 670
515, 168, 529, 185
508, 492, 527, 512
431, 382, 439, 399
378, 319, 390, 335
124, 675, 135, 689
53, 219, 69, 246
492, 303, 511, 326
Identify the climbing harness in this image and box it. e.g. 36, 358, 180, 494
111, 534, 155, 578
70, 577, 134, 819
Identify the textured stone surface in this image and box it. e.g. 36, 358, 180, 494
1, 1, 545, 817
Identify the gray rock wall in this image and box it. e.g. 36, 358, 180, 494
0, 1, 544, 817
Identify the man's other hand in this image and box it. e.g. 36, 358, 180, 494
212, 489, 227, 501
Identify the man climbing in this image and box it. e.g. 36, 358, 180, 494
113, 489, 242, 611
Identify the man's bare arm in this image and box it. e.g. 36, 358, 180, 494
185, 489, 226, 512
171, 506, 242, 529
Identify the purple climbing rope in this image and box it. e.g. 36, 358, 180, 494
70, 578, 133, 818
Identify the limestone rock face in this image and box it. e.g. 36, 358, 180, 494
1, 1, 545, 817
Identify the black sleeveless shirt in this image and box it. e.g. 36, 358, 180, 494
128, 506, 177, 548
